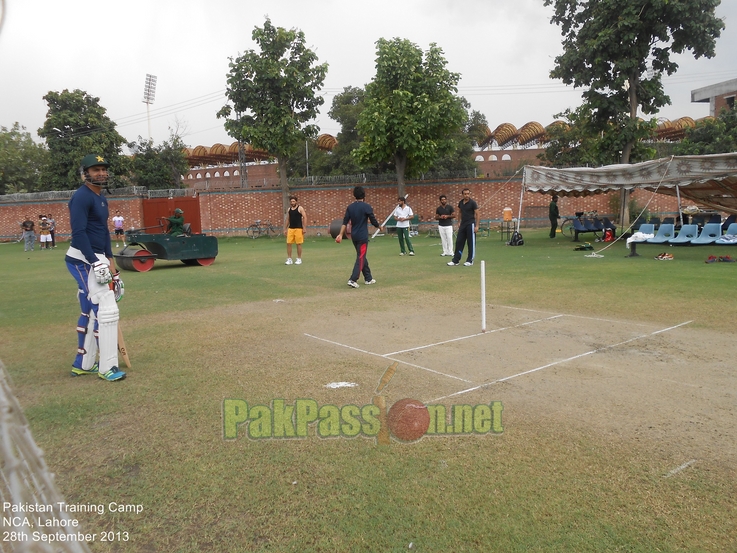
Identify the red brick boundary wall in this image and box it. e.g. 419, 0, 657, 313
0, 178, 682, 242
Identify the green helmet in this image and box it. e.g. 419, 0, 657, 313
174, 208, 183, 215
80, 154, 110, 170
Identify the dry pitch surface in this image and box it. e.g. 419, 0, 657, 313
177, 291, 735, 471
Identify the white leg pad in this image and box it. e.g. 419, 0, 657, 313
94, 290, 119, 374
82, 311, 98, 371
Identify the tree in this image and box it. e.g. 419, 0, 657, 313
539, 105, 656, 168
545, 0, 724, 222
218, 18, 328, 212
0, 123, 49, 194
354, 38, 467, 196
428, 101, 487, 175
128, 131, 190, 189
675, 108, 737, 155
37, 89, 128, 190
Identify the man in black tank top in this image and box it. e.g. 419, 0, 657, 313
285, 195, 307, 265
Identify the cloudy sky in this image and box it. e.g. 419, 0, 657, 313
0, 0, 735, 150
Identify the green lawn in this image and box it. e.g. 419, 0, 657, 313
1, 230, 735, 552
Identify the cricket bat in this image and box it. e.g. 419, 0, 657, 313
118, 325, 131, 368
372, 194, 408, 239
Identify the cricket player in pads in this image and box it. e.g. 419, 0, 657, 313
65, 154, 126, 381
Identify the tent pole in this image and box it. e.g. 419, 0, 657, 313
675, 185, 683, 226
516, 184, 525, 232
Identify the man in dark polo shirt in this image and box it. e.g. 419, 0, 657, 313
447, 188, 479, 267
435, 194, 454, 256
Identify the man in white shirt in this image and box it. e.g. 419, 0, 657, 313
112, 211, 125, 247
391, 197, 415, 256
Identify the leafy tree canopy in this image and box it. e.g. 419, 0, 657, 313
675, 108, 737, 155
539, 105, 655, 168
38, 89, 128, 190
0, 123, 49, 194
428, 100, 488, 175
354, 38, 467, 196
545, 0, 724, 164
218, 18, 327, 210
128, 131, 190, 190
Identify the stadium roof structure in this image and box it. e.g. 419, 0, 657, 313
523, 152, 737, 214
184, 142, 270, 167
477, 116, 714, 150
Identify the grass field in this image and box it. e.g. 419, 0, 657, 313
1, 228, 736, 552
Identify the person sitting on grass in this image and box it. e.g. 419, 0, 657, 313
166, 208, 185, 236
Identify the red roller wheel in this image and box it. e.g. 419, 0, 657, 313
131, 250, 155, 272
195, 257, 216, 266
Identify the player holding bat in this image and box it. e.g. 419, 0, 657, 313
64, 154, 126, 381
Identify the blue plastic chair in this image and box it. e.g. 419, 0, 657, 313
691, 223, 723, 245
668, 224, 699, 244
635, 224, 655, 237
716, 223, 737, 245
647, 224, 675, 244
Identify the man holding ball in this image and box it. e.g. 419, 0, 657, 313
335, 186, 382, 288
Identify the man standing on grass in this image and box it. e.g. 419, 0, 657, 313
549, 195, 560, 238
284, 195, 307, 265
435, 194, 454, 256
335, 186, 382, 288
21, 215, 35, 251
65, 154, 125, 382
447, 188, 479, 267
112, 210, 125, 247
391, 196, 415, 256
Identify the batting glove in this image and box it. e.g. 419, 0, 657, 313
92, 260, 112, 284
112, 272, 125, 302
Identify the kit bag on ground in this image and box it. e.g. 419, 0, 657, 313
508, 231, 524, 246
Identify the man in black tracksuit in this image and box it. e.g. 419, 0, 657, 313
447, 188, 479, 266
335, 186, 382, 288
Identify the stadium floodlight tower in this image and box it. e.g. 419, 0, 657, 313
142, 73, 157, 140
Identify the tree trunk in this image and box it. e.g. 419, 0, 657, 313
394, 152, 407, 198
277, 155, 290, 214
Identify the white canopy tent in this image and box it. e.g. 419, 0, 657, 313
521, 152, 737, 216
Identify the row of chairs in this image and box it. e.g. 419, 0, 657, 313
572, 217, 617, 241
635, 214, 736, 233
634, 222, 737, 246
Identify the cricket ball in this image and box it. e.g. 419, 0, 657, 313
387, 398, 430, 442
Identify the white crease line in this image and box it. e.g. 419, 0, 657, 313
494, 304, 653, 327
664, 459, 697, 478
304, 333, 472, 383
382, 315, 564, 356
430, 320, 693, 402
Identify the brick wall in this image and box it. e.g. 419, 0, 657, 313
0, 179, 682, 241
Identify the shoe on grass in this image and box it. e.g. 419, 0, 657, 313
71, 362, 98, 377
447, 261, 459, 266
285, 258, 293, 265
98, 367, 126, 381
463, 261, 474, 266
295, 258, 302, 265
705, 255, 718, 263
365, 279, 376, 285
347, 280, 359, 288
409, 252, 415, 256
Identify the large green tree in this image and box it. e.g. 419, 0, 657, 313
428, 101, 488, 175
0, 123, 49, 194
38, 89, 128, 190
675, 108, 737, 155
128, 132, 190, 190
545, 0, 724, 222
354, 38, 467, 196
218, 18, 327, 211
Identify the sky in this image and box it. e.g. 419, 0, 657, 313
0, 0, 735, 151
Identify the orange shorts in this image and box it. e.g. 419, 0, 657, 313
287, 228, 304, 244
